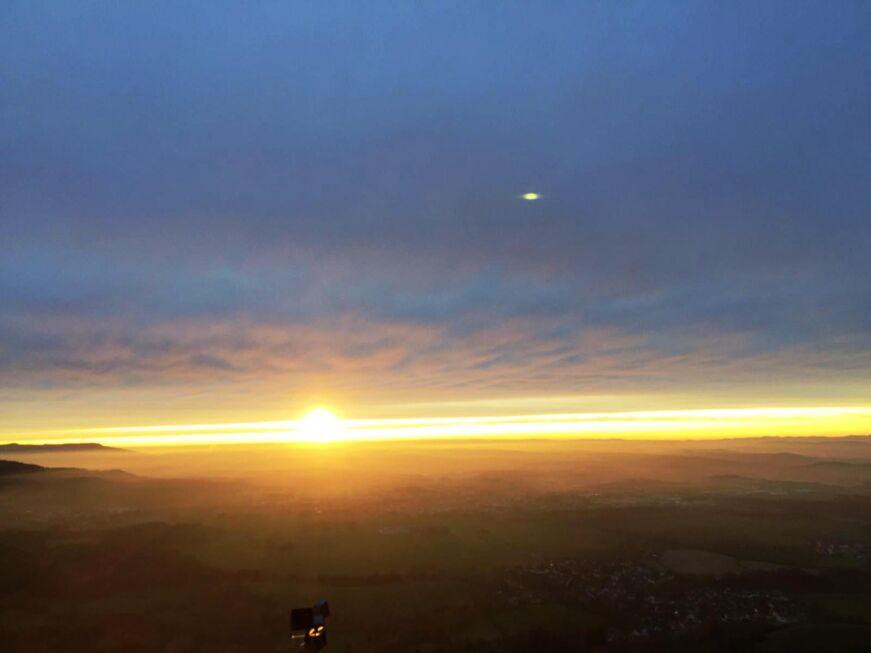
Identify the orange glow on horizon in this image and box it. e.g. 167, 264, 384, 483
7, 405, 871, 448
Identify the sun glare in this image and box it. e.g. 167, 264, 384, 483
296, 407, 345, 443
11, 406, 871, 447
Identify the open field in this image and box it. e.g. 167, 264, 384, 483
1, 436, 870, 652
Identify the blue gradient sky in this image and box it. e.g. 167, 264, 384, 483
2, 2, 870, 432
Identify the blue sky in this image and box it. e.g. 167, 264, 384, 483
2, 1, 870, 427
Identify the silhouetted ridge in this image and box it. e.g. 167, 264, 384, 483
0, 459, 46, 475
0, 443, 128, 453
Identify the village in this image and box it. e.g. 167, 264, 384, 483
499, 555, 806, 642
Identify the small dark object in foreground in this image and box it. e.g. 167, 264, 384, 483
291, 599, 330, 650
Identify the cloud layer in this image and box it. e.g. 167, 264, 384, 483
2, 2, 870, 419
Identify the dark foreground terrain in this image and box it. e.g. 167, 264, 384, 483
1, 437, 870, 652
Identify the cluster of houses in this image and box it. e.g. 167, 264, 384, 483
499, 555, 804, 640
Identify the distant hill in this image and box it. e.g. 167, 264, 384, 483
806, 460, 871, 469
0, 458, 137, 484
0, 459, 46, 475
684, 449, 816, 465
0, 442, 127, 454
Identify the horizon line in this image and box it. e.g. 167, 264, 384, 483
5, 405, 871, 448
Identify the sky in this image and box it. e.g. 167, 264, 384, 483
2, 2, 871, 442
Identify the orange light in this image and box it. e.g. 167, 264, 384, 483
10, 405, 871, 447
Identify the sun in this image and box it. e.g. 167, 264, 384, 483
296, 407, 345, 443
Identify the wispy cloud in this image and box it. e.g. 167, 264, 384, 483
2, 2, 870, 429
